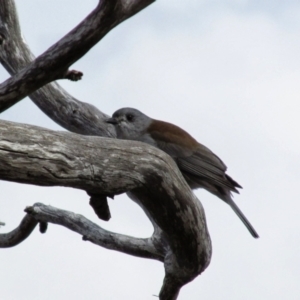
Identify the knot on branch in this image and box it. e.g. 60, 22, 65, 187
24, 205, 35, 214
87, 192, 113, 221
24, 205, 48, 233
64, 69, 83, 81
39, 221, 48, 233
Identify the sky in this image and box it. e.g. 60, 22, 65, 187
1, 0, 300, 299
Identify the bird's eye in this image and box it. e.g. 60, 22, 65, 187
126, 114, 134, 122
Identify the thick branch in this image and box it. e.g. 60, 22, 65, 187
0, 0, 114, 136
0, 1, 212, 299
0, 0, 154, 116
0, 119, 212, 298
0, 120, 141, 193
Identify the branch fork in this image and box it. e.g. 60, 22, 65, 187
0, 1, 212, 299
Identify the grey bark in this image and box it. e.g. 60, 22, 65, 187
0, 1, 212, 299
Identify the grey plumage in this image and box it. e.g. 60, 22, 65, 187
107, 107, 259, 238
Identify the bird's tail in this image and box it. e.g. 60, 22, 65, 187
227, 198, 259, 238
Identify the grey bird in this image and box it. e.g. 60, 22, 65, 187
106, 107, 259, 238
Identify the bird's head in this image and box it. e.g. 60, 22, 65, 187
106, 107, 152, 140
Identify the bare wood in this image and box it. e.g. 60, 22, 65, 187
0, 120, 212, 298
26, 203, 164, 260
0, 0, 155, 225
0, 0, 153, 132
0, 0, 114, 137
0, 202, 163, 259
0, 214, 37, 248
0, 1, 213, 299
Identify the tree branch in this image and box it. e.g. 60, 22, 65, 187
0, 1, 212, 299
0, 214, 38, 248
28, 203, 164, 260
0, 0, 154, 123
0, 203, 163, 260
0, 119, 212, 299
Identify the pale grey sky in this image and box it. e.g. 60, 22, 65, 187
1, 1, 300, 299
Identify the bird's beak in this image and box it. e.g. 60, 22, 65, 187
106, 118, 118, 125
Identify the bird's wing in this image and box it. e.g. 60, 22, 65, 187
177, 152, 241, 192
149, 123, 241, 192
149, 122, 226, 172
156, 139, 237, 189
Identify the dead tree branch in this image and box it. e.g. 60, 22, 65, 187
0, 120, 212, 299
0, 0, 152, 136
0, 214, 37, 247
0, 1, 212, 299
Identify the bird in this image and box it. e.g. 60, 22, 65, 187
106, 107, 259, 238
